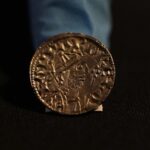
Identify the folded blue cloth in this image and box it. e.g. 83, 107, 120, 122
28, 0, 112, 48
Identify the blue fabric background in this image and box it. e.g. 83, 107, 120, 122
29, 0, 112, 48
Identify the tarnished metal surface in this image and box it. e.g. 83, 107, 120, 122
30, 33, 115, 115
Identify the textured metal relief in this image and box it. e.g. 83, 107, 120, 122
30, 33, 115, 115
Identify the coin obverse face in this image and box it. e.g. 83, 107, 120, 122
30, 33, 115, 115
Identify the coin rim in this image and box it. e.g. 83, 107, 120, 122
29, 32, 116, 115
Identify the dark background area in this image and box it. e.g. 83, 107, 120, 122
1, 0, 150, 149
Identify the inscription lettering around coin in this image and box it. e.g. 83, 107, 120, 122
30, 33, 115, 115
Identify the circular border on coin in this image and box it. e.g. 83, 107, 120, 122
30, 32, 116, 115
